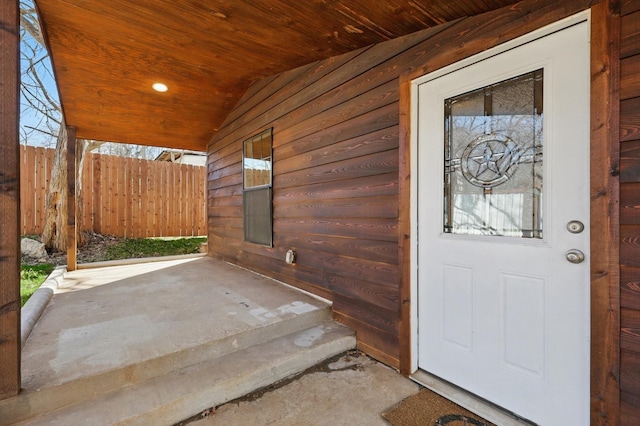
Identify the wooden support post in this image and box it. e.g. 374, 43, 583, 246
66, 127, 77, 271
0, 0, 22, 399
590, 1, 621, 424
397, 79, 412, 376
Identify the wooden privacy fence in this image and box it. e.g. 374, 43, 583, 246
20, 146, 207, 238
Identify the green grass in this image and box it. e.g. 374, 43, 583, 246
21, 264, 55, 306
104, 237, 207, 261
19, 236, 206, 306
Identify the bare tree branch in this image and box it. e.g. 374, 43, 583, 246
19, 3, 44, 46
23, 125, 59, 139
26, 58, 61, 113
20, 0, 61, 147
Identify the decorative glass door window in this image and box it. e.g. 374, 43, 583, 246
444, 70, 543, 238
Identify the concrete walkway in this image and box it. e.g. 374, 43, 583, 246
8, 256, 420, 425
21, 256, 330, 391
186, 351, 420, 426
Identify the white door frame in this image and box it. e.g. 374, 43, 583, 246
409, 6, 591, 402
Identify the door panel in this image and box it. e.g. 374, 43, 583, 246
501, 272, 545, 377
442, 264, 473, 350
416, 21, 589, 425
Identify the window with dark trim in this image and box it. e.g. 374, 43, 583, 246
243, 129, 273, 246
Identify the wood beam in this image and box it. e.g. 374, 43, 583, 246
0, 0, 22, 399
66, 127, 77, 271
397, 78, 413, 376
590, 1, 621, 424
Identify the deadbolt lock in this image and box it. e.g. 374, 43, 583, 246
567, 220, 585, 234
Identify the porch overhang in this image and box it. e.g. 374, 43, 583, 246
33, 0, 520, 150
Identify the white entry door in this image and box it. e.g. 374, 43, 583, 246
416, 20, 590, 425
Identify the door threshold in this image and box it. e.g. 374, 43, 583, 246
410, 370, 537, 426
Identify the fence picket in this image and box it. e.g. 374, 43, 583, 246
32, 146, 42, 234
19, 147, 206, 238
91, 153, 101, 232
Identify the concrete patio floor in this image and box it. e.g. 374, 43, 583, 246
22, 256, 330, 391
5, 255, 421, 425
186, 351, 420, 426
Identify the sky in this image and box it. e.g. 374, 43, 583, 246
20, 54, 59, 147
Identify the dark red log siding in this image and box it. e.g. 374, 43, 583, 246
206, 0, 622, 376
205, 32, 429, 365
621, 0, 640, 423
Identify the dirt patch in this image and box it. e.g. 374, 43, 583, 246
22, 232, 123, 266
176, 350, 420, 426
174, 350, 380, 426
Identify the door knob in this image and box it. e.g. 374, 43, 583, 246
566, 249, 585, 264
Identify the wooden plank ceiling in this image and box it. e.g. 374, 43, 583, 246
35, 0, 520, 151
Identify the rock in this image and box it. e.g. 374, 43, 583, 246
21, 238, 49, 262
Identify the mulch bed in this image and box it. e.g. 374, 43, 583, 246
21, 232, 122, 266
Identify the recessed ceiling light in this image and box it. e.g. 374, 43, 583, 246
152, 83, 168, 92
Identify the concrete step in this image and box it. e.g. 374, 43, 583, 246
1, 303, 333, 425
16, 321, 356, 426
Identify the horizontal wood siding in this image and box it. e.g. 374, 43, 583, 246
620, 0, 640, 422
207, 0, 595, 367
207, 27, 451, 367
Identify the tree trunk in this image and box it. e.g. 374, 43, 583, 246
75, 140, 102, 246
42, 125, 68, 252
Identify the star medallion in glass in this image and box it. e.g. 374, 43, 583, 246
443, 69, 543, 238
